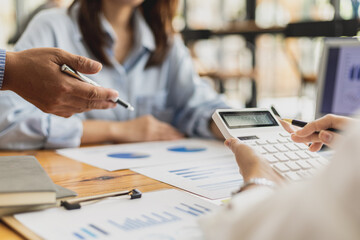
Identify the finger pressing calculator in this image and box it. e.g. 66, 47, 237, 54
212, 108, 329, 181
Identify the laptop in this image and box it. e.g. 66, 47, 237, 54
315, 37, 360, 118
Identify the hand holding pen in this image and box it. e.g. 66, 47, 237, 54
282, 119, 339, 133
283, 115, 352, 152
61, 64, 134, 111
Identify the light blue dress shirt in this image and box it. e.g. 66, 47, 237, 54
0, 5, 229, 150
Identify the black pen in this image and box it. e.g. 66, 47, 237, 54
283, 119, 339, 133
61, 64, 134, 111
271, 105, 281, 118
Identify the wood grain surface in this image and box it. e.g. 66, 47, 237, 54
0, 148, 174, 239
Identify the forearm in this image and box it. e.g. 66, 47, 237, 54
81, 120, 118, 145
82, 116, 185, 144
81, 120, 138, 144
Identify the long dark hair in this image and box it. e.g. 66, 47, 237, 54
69, 0, 178, 68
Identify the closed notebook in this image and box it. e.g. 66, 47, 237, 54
0, 184, 77, 217
0, 156, 56, 207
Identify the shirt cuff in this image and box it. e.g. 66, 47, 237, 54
0, 49, 6, 90
195, 109, 217, 138
196, 103, 229, 138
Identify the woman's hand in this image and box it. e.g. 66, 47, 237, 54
291, 114, 352, 152
111, 115, 184, 143
225, 138, 284, 185
279, 119, 298, 134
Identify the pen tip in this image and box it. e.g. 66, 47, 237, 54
128, 106, 135, 111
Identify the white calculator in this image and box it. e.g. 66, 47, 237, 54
212, 108, 329, 181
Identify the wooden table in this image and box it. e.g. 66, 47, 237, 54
0, 149, 174, 239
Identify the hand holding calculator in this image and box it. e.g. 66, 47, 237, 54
212, 108, 329, 181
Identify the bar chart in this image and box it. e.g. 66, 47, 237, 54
15, 190, 218, 240
169, 164, 239, 181
73, 224, 109, 240
71, 202, 212, 239
134, 156, 243, 199
108, 211, 181, 232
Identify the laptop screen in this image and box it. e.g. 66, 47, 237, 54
317, 39, 360, 117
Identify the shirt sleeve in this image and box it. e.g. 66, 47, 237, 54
200, 120, 360, 240
166, 38, 230, 138
0, 91, 83, 150
0, 11, 83, 150
0, 49, 6, 89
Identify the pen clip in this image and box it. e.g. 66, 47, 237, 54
60, 189, 142, 210
61, 64, 83, 81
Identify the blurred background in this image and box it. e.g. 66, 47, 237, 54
1, 0, 359, 119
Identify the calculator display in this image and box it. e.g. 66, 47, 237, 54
220, 111, 278, 129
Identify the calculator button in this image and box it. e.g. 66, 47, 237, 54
308, 168, 318, 175
274, 153, 289, 162
266, 139, 278, 144
286, 162, 301, 171
296, 151, 309, 159
245, 141, 257, 146
273, 163, 290, 172
317, 158, 329, 166
279, 132, 291, 137
296, 171, 305, 178
285, 152, 299, 160
274, 144, 288, 152
254, 147, 267, 154
285, 143, 298, 151
285, 172, 301, 181
307, 159, 322, 169
305, 170, 314, 176
287, 138, 293, 143
296, 160, 311, 170
297, 170, 311, 178
294, 143, 308, 150
265, 155, 278, 163
306, 151, 320, 158
263, 146, 278, 153
255, 140, 267, 145
277, 138, 288, 143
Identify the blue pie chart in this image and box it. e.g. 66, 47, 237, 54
167, 146, 206, 153
107, 153, 150, 159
